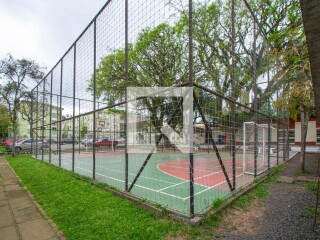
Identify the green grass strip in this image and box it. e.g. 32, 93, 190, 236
6, 155, 186, 240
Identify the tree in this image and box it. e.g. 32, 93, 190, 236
273, 17, 314, 171
19, 92, 49, 139
299, 0, 320, 125
0, 54, 45, 156
80, 125, 88, 139
94, 24, 188, 146
174, 0, 301, 113
94, 1, 306, 150
0, 104, 11, 140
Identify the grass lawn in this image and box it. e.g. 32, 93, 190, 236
6, 155, 188, 240
5, 155, 272, 240
0, 146, 6, 152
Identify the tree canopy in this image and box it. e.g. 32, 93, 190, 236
0, 54, 45, 155
92, 0, 306, 135
0, 104, 11, 139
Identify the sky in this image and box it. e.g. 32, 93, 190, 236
0, 0, 174, 115
0, 0, 107, 71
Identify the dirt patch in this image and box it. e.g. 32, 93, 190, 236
212, 153, 320, 239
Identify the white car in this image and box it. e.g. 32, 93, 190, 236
81, 138, 93, 146
7, 138, 48, 153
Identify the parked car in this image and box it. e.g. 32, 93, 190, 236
114, 137, 125, 144
61, 138, 78, 144
94, 138, 118, 147
6, 138, 48, 153
81, 138, 93, 146
2, 138, 25, 147
47, 138, 58, 143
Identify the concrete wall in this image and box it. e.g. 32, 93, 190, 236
290, 117, 319, 145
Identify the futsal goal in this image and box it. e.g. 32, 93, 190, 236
242, 122, 269, 175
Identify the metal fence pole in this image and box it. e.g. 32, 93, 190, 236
267, 48, 271, 170
49, 73, 53, 163
253, 20, 258, 177
42, 79, 46, 161
125, 0, 129, 191
72, 44, 76, 172
79, 99, 81, 154
59, 60, 63, 167
30, 92, 34, 154
189, 0, 195, 216
36, 86, 39, 158
56, 95, 59, 155
276, 82, 279, 165
231, 0, 236, 190
93, 19, 97, 180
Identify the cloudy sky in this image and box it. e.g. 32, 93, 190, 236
0, 0, 107, 70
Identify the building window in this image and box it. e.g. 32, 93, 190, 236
289, 130, 295, 144
52, 126, 57, 131
317, 128, 320, 144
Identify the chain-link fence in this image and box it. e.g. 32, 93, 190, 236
30, 0, 292, 217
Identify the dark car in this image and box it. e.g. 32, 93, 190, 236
94, 138, 118, 147
47, 138, 58, 143
61, 138, 78, 144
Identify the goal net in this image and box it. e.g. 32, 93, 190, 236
242, 122, 268, 175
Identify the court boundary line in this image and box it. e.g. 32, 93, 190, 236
41, 156, 241, 201
53, 158, 189, 200
46, 155, 179, 185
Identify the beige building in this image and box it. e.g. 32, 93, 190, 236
289, 116, 320, 145
15, 102, 124, 141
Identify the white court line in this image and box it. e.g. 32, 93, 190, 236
70, 164, 185, 200
50, 157, 237, 201
157, 181, 188, 192
60, 158, 187, 198
158, 163, 214, 174
157, 161, 238, 192
60, 157, 178, 185
89, 160, 178, 185
183, 173, 244, 201
157, 169, 224, 192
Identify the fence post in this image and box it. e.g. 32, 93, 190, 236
30, 91, 34, 155
253, 19, 258, 177
36, 86, 39, 158
125, 0, 129, 191
59, 59, 63, 167
189, 0, 195, 217
267, 48, 271, 170
231, 0, 236, 190
49, 73, 53, 163
72, 44, 77, 172
93, 19, 97, 180
42, 79, 46, 161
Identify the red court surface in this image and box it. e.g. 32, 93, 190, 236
158, 158, 244, 187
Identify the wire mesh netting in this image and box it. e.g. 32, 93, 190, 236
29, 0, 293, 217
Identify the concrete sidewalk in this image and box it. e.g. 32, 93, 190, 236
0, 157, 65, 240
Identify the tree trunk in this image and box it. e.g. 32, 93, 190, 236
300, 110, 309, 171
11, 110, 18, 157
29, 123, 33, 139
11, 127, 17, 157
300, 0, 320, 124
